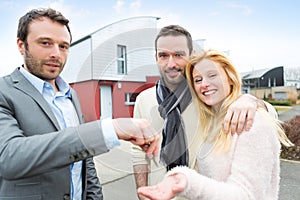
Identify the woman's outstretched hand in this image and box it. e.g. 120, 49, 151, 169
137, 173, 187, 200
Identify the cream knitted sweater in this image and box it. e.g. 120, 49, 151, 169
168, 111, 281, 200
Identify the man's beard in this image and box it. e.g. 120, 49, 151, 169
24, 49, 64, 81
163, 70, 185, 88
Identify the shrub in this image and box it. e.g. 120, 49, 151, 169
268, 100, 292, 106
281, 116, 300, 161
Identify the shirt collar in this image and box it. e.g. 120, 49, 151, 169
19, 66, 71, 97
56, 76, 71, 97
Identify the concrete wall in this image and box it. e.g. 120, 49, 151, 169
249, 86, 298, 103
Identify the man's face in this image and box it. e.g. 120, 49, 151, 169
17, 17, 71, 85
155, 35, 190, 91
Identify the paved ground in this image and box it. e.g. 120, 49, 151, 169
96, 159, 300, 200
95, 106, 300, 200
279, 159, 300, 200
278, 105, 300, 122
278, 105, 300, 200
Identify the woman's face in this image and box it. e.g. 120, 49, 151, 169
192, 58, 231, 110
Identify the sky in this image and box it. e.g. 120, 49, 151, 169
0, 0, 299, 76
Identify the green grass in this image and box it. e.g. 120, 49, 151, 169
275, 106, 293, 112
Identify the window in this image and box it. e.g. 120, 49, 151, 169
125, 93, 138, 105
117, 45, 127, 75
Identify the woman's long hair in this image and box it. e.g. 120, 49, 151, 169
185, 50, 293, 152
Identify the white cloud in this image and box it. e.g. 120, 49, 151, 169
209, 11, 221, 16
130, 0, 141, 10
113, 0, 142, 15
129, 0, 141, 15
21, 0, 72, 19
222, 2, 252, 15
114, 0, 125, 13
151, 11, 181, 28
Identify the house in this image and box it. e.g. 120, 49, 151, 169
62, 16, 161, 121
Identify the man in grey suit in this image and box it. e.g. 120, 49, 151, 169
0, 8, 159, 199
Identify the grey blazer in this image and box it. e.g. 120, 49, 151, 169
0, 68, 108, 199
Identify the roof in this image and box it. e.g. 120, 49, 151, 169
241, 66, 283, 80
71, 16, 160, 46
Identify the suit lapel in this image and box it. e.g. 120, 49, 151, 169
70, 89, 84, 124
11, 69, 61, 130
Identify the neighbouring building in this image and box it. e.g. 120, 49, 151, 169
285, 79, 300, 89
241, 66, 298, 103
284, 67, 300, 89
241, 66, 284, 89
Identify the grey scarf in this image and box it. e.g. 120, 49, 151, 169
156, 78, 192, 170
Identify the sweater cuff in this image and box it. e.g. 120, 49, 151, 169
166, 166, 198, 198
